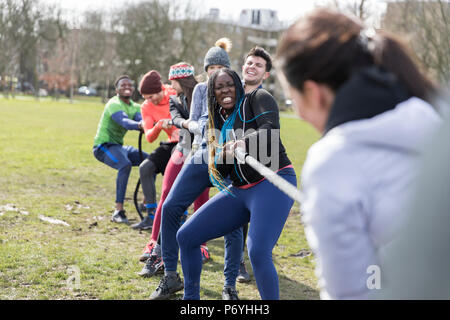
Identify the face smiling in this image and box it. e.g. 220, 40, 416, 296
116, 78, 134, 99
242, 55, 269, 86
214, 71, 236, 112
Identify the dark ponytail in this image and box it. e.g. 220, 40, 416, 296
371, 31, 436, 102
276, 9, 437, 103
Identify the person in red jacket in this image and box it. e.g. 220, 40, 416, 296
139, 63, 211, 277
131, 70, 178, 230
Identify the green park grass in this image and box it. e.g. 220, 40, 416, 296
0, 95, 321, 300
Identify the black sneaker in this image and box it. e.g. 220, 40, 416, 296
111, 210, 129, 224
138, 254, 164, 277
149, 273, 184, 300
236, 260, 251, 283
131, 214, 154, 230
222, 287, 239, 300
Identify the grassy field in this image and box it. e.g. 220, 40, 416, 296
0, 95, 321, 300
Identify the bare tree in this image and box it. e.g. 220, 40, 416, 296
113, 0, 175, 88
382, 0, 450, 83
111, 0, 242, 88
36, 6, 67, 99
77, 11, 108, 87
40, 38, 74, 100
322, 0, 385, 27
170, 7, 240, 76
329, 0, 368, 20
0, 0, 65, 98
0, 0, 30, 97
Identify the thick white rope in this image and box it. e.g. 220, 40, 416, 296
234, 148, 303, 204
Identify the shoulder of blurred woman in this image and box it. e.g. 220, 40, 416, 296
302, 130, 350, 181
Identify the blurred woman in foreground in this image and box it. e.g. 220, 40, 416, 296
276, 9, 441, 299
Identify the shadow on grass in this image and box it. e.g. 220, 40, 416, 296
200, 287, 223, 300
279, 274, 319, 300
197, 234, 319, 300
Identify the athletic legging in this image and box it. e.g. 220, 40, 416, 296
93, 143, 148, 204
149, 150, 209, 243
177, 167, 297, 300
139, 158, 158, 204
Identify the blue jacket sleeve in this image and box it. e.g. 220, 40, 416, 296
189, 83, 203, 121
133, 112, 142, 122
111, 111, 140, 131
190, 83, 208, 145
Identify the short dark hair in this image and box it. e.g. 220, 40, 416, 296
245, 47, 272, 72
114, 75, 131, 88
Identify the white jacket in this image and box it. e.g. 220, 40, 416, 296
300, 97, 441, 299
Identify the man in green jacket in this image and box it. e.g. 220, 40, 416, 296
93, 75, 148, 223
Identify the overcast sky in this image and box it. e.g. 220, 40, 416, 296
43, 0, 388, 26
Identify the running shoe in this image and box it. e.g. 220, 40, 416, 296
111, 210, 129, 224
222, 286, 239, 300
131, 213, 154, 230
138, 254, 164, 277
236, 260, 251, 283
149, 273, 184, 300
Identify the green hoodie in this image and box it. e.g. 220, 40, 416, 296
94, 96, 141, 146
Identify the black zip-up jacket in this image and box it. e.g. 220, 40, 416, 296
169, 94, 194, 153
215, 88, 291, 187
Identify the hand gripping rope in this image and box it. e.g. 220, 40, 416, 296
234, 148, 303, 204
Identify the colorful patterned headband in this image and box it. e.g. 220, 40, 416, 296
168, 63, 195, 80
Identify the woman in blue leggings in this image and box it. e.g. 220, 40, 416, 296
177, 68, 296, 300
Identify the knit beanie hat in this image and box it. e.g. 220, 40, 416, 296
168, 63, 195, 80
139, 70, 162, 94
204, 38, 232, 71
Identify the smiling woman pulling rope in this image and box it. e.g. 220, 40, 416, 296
176, 68, 297, 300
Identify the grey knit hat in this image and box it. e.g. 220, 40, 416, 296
204, 38, 232, 71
